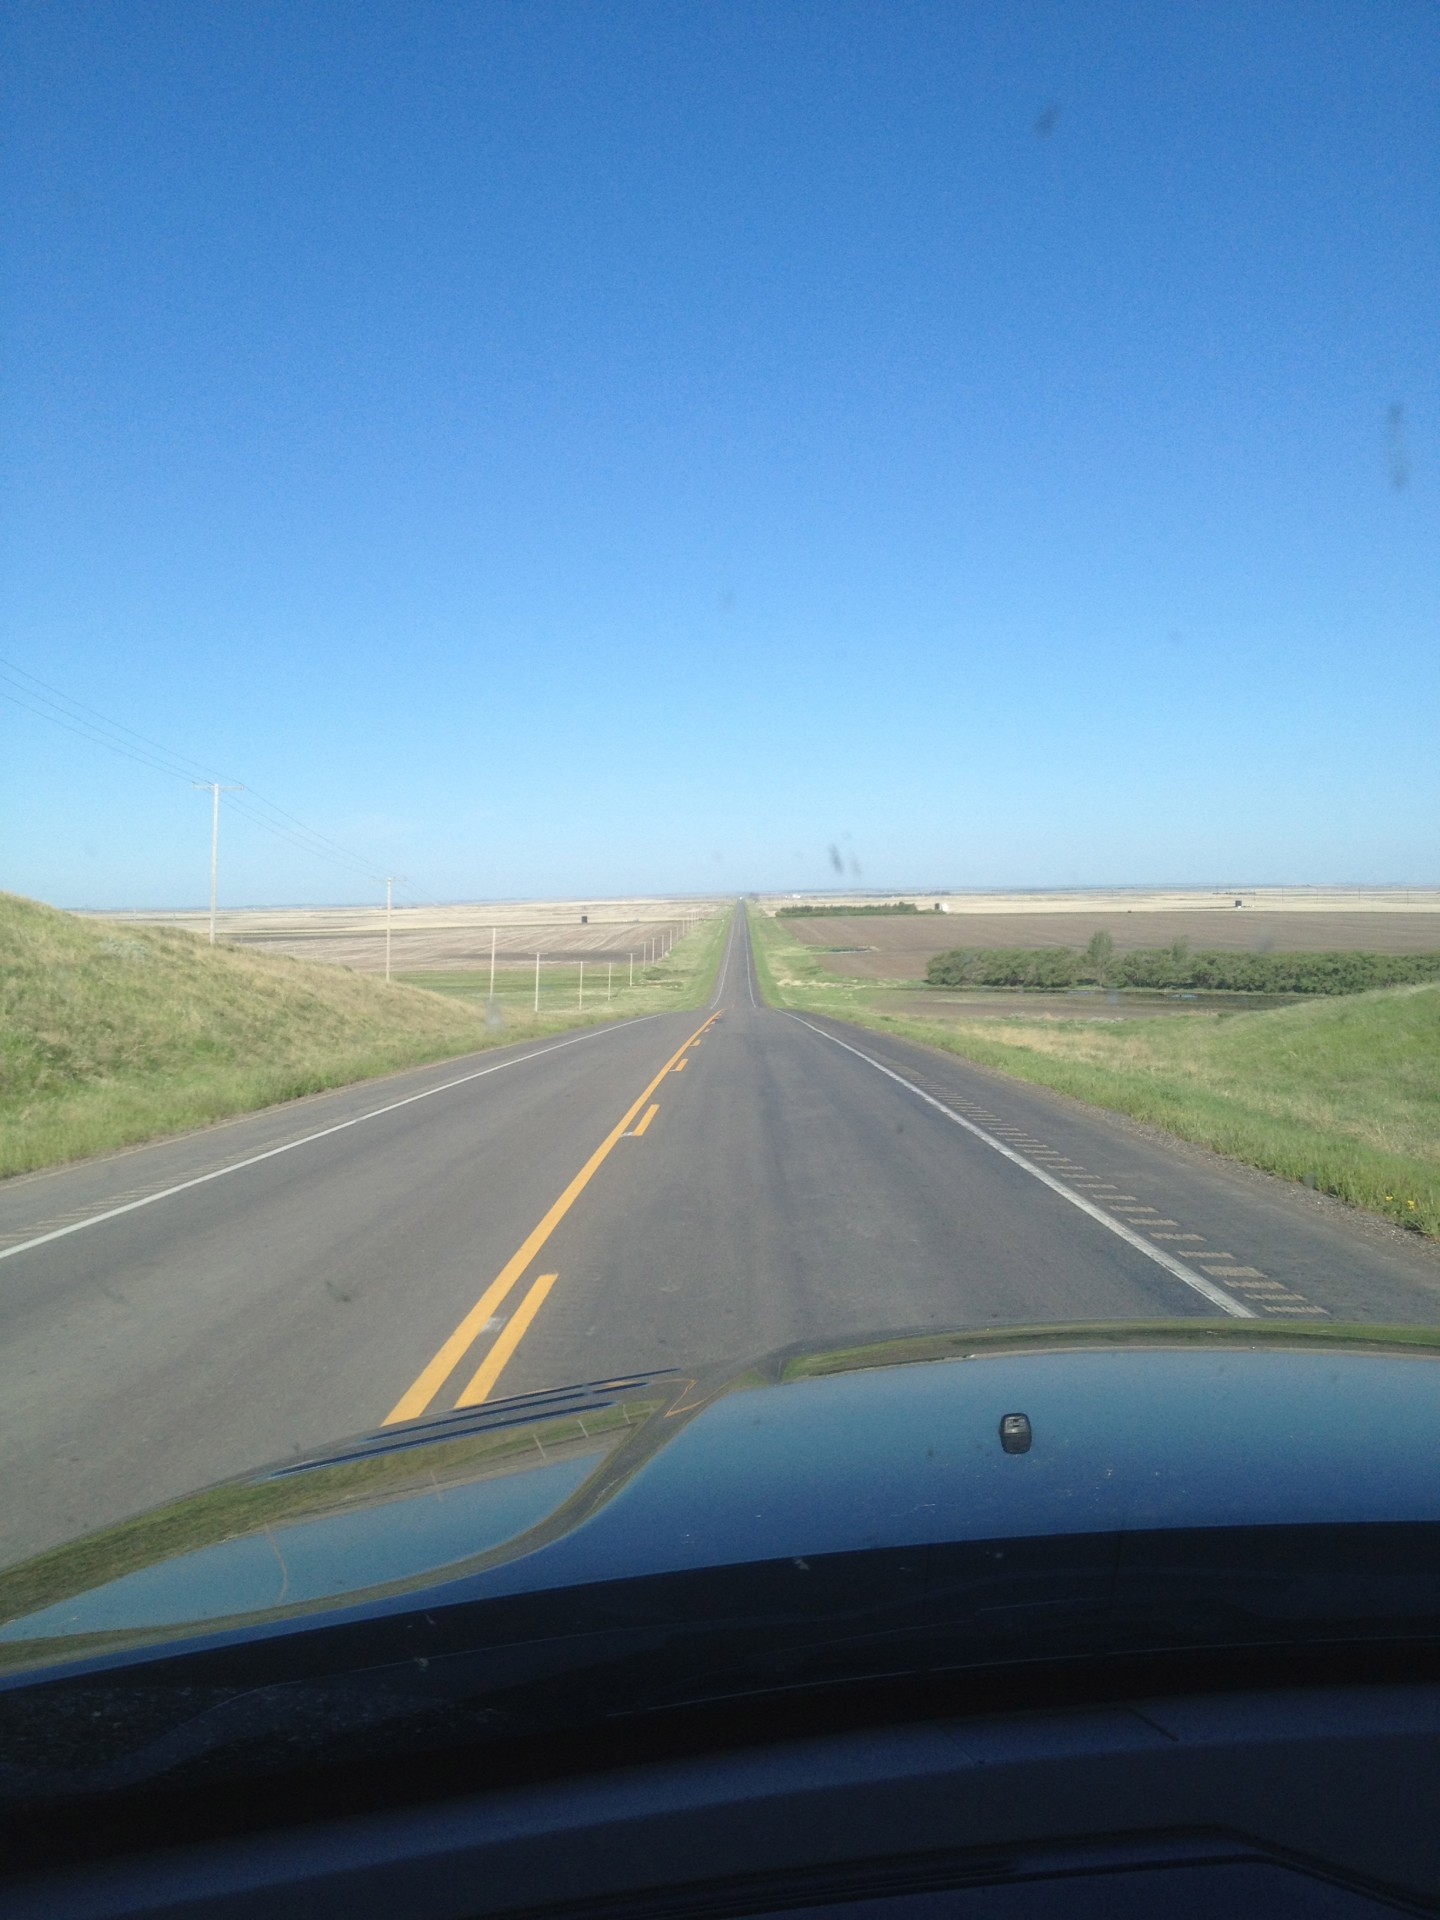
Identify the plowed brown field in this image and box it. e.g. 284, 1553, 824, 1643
783, 911, 1440, 980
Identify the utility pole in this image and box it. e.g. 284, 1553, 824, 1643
383, 877, 406, 983
192, 783, 242, 945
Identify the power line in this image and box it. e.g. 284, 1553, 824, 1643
0, 659, 225, 782
0, 653, 433, 897
0, 676, 210, 786
0, 657, 385, 875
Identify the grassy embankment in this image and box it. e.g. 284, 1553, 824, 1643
0, 893, 730, 1178
747, 906, 1440, 1239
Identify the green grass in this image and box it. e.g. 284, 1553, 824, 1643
747, 906, 1440, 1239
0, 894, 725, 1178
747, 905, 876, 997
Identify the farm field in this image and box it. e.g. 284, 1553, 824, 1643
759, 885, 1440, 917
98, 896, 727, 976
750, 898, 1440, 1026
781, 905, 1440, 980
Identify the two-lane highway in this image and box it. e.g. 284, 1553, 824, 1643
3, 908, 1438, 1567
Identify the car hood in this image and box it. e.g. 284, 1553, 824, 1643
4, 1320, 1440, 1680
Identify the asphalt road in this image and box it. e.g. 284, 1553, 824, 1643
2, 909, 1437, 1567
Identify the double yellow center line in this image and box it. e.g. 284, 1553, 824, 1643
383, 1009, 720, 1424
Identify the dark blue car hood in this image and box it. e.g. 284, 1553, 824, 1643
4, 1321, 1440, 1676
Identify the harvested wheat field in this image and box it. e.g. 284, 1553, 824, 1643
98, 896, 727, 975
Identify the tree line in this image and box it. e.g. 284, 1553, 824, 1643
925, 932, 1440, 995
778, 901, 924, 916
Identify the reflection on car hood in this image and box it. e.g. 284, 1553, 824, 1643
4, 1320, 1440, 1679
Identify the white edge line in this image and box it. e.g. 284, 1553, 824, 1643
0, 1020, 655, 1266
737, 904, 758, 1008
788, 1014, 1256, 1320
707, 908, 735, 1009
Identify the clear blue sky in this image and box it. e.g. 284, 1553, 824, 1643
2, 1, 1436, 908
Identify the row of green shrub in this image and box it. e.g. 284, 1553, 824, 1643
1111, 950, 1440, 993
926, 948, 1081, 988
778, 901, 922, 916
924, 946, 1440, 994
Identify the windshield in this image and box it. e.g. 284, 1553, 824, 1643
1, 0, 1437, 1824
